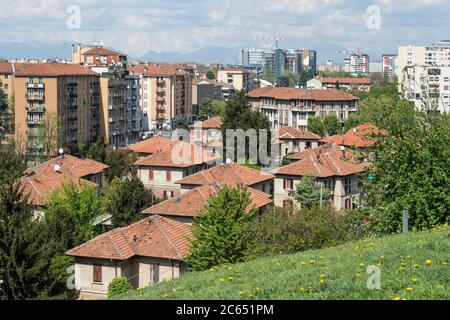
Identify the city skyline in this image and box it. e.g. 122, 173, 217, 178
1, 0, 450, 63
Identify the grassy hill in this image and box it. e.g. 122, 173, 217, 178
118, 226, 449, 300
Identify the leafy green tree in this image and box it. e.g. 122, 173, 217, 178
299, 69, 315, 88
45, 181, 102, 241
108, 277, 133, 298
319, 70, 353, 78
0, 88, 9, 139
86, 137, 107, 163
104, 148, 138, 182
323, 113, 341, 136
221, 91, 271, 166
103, 177, 158, 228
362, 100, 450, 234
176, 117, 190, 130
37, 112, 61, 160
198, 98, 214, 121
307, 116, 326, 136
294, 175, 331, 209
186, 186, 256, 271
261, 69, 275, 84
46, 255, 77, 299
205, 70, 215, 80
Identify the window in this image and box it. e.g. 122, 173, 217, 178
149, 169, 154, 180
166, 171, 171, 181
306, 141, 312, 149
344, 198, 352, 210
344, 177, 351, 194
150, 263, 160, 284
93, 264, 102, 283
283, 178, 294, 190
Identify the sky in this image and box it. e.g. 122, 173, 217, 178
0, 0, 449, 62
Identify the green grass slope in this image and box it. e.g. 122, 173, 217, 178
118, 226, 449, 300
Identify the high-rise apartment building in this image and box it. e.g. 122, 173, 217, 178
382, 54, 398, 78
237, 49, 265, 67
129, 65, 193, 131
344, 51, 370, 76
12, 63, 100, 154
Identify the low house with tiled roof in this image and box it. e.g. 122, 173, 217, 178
176, 163, 273, 195
320, 123, 387, 150
307, 77, 370, 92
247, 87, 358, 131
189, 116, 223, 148
143, 184, 273, 224
24, 154, 109, 189
135, 142, 220, 199
66, 215, 192, 299
126, 135, 179, 158
272, 143, 370, 211
274, 126, 322, 157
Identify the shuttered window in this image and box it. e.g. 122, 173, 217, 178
149, 169, 154, 180
150, 263, 160, 284
93, 264, 102, 283
166, 171, 171, 181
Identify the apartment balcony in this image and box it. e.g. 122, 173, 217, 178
157, 87, 165, 94
26, 93, 45, 101
26, 106, 45, 113
27, 119, 42, 125
108, 105, 114, 110
26, 82, 44, 89
157, 80, 166, 86
67, 82, 78, 87
156, 96, 165, 102
68, 92, 78, 99
68, 104, 78, 110
67, 115, 78, 121
157, 114, 166, 121
108, 117, 114, 123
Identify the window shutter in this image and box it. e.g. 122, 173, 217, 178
283, 179, 286, 189
93, 264, 102, 283
166, 171, 171, 181
149, 170, 154, 180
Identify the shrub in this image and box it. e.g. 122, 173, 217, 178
108, 277, 133, 298
244, 207, 364, 260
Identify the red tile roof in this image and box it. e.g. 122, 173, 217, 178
14, 63, 98, 76
189, 116, 223, 130
320, 124, 387, 148
19, 171, 97, 206
135, 142, 220, 168
176, 163, 273, 187
83, 47, 123, 56
66, 215, 193, 261
129, 65, 186, 76
276, 127, 321, 141
273, 143, 369, 178
247, 87, 358, 101
0, 62, 13, 74
24, 154, 109, 179
320, 77, 370, 85
143, 184, 272, 218
126, 136, 179, 155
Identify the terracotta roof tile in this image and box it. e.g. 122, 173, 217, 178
320, 124, 387, 148
276, 127, 322, 140
19, 171, 97, 206
83, 47, 123, 56
189, 116, 223, 129
24, 154, 109, 178
14, 63, 98, 76
0, 62, 13, 74
176, 163, 273, 187
66, 215, 193, 261
143, 184, 272, 218
273, 143, 369, 178
247, 87, 358, 101
135, 142, 220, 168
126, 136, 179, 155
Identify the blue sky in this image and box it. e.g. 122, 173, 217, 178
0, 0, 449, 61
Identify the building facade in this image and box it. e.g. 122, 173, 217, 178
344, 51, 370, 76
382, 54, 398, 78
247, 87, 359, 131
217, 68, 252, 92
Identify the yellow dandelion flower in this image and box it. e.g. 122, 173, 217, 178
376, 262, 382, 267
425, 259, 432, 266
359, 263, 365, 267
309, 260, 316, 264
300, 261, 306, 265
239, 291, 245, 295
380, 255, 385, 259
319, 256, 325, 260
320, 279, 326, 284
437, 285, 444, 289
412, 278, 418, 284
405, 288, 413, 292
219, 278, 225, 282
414, 264, 419, 268
320, 274, 326, 278
393, 296, 401, 300
299, 287, 305, 293
442, 262, 447, 266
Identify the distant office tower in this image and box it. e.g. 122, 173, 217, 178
369, 61, 383, 74
273, 48, 286, 78
238, 49, 265, 67
285, 50, 303, 74
301, 49, 317, 75
382, 54, 398, 77
344, 50, 370, 76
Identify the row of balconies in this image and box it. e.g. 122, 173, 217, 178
26, 106, 45, 113
26, 93, 45, 100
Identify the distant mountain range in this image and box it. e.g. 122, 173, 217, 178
0, 40, 376, 66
